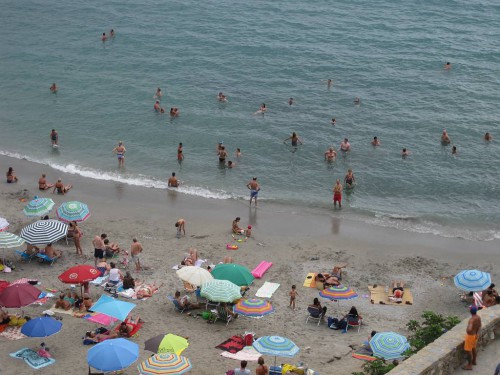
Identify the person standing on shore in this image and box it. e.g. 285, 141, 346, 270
333, 179, 343, 208
168, 172, 179, 187
112, 141, 126, 167
50, 129, 59, 147
175, 218, 186, 237
246, 177, 260, 207
177, 143, 184, 162
92, 233, 106, 267
131, 238, 143, 272
69, 221, 83, 257
462, 306, 481, 370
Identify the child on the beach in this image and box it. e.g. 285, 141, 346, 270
245, 225, 252, 238
289, 285, 298, 310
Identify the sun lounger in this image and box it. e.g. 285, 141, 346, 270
36, 253, 59, 266
251, 261, 272, 278
15, 250, 36, 263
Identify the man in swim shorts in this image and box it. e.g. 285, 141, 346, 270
92, 233, 107, 267
168, 172, 179, 187
112, 141, 126, 167
339, 138, 351, 153
333, 179, 342, 208
218, 146, 227, 163
324, 147, 337, 161
246, 177, 260, 207
130, 237, 143, 272
50, 129, 58, 146
463, 305, 481, 370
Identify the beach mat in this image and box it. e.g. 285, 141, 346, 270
216, 336, 246, 354
352, 347, 377, 361
255, 282, 280, 298
368, 285, 414, 305
10, 348, 56, 369
114, 322, 143, 337
303, 273, 317, 288
220, 346, 261, 361
0, 326, 27, 340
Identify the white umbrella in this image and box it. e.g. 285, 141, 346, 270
176, 266, 213, 286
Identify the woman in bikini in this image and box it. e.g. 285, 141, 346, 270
52, 178, 72, 195
69, 221, 83, 256
6, 167, 18, 183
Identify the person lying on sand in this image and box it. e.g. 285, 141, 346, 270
55, 293, 71, 310
136, 282, 162, 299
331, 264, 347, 280
83, 330, 118, 344
118, 315, 143, 336
389, 281, 405, 303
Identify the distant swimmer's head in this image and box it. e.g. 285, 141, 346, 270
443, 129, 447, 134
344, 138, 348, 143
172, 172, 176, 177
374, 136, 378, 140
118, 141, 122, 146
253, 177, 257, 181
57, 178, 62, 182
292, 132, 297, 137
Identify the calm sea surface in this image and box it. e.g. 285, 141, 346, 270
1, 0, 499, 240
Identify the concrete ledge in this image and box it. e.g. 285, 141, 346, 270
388, 305, 500, 375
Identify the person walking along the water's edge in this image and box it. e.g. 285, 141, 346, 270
246, 177, 260, 207
112, 141, 126, 167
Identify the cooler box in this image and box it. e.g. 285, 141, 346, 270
269, 366, 282, 375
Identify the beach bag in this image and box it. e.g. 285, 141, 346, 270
327, 317, 340, 329
225, 370, 235, 375
201, 311, 215, 321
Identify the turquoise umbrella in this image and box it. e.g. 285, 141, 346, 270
369, 332, 410, 360
211, 263, 255, 286
56, 201, 90, 223
200, 280, 241, 302
90, 295, 136, 321
23, 198, 55, 217
253, 336, 299, 367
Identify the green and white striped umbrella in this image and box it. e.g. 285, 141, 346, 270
23, 198, 55, 217
0, 232, 25, 248
56, 201, 90, 223
200, 280, 241, 302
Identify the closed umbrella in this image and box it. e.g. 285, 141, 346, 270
211, 263, 254, 286
20, 220, 68, 245
23, 198, 55, 217
56, 201, 90, 223
90, 295, 136, 321
21, 316, 62, 337
200, 280, 241, 303
369, 332, 410, 360
253, 336, 299, 367
0, 217, 9, 232
454, 270, 492, 292
144, 333, 189, 355
176, 266, 213, 286
0, 283, 41, 308
138, 353, 192, 375
88, 338, 139, 372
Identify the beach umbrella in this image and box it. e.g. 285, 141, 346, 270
319, 285, 358, 301
0, 283, 41, 308
138, 353, 192, 375
211, 263, 255, 286
0, 217, 9, 232
90, 295, 136, 321
85, 313, 118, 326
176, 266, 213, 286
233, 298, 274, 317
58, 264, 100, 284
0, 281, 9, 294
21, 316, 62, 337
0, 232, 25, 262
253, 336, 299, 367
144, 333, 189, 355
23, 197, 55, 217
369, 332, 410, 360
200, 280, 241, 303
88, 338, 139, 372
56, 201, 91, 223
454, 270, 492, 292
20, 219, 68, 245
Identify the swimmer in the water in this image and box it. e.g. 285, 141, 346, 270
331, 118, 336, 126
452, 145, 457, 155
401, 148, 411, 158
110, 29, 115, 37
326, 79, 333, 88
177, 143, 184, 161
170, 107, 179, 117
154, 101, 164, 113
253, 103, 266, 115
101, 32, 107, 42
227, 160, 235, 169
155, 88, 162, 99
344, 169, 355, 188
50, 129, 59, 146
339, 138, 351, 153
324, 147, 337, 161
50, 83, 58, 94
218, 92, 227, 102
354, 97, 361, 105
441, 129, 451, 145
235, 148, 242, 158
484, 132, 492, 141
371, 136, 380, 146
283, 132, 303, 147
288, 98, 294, 106
444, 62, 452, 70
333, 179, 342, 208
112, 141, 126, 167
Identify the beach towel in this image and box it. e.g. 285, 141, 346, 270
0, 326, 27, 340
10, 348, 56, 369
114, 322, 143, 337
303, 273, 317, 288
118, 288, 135, 298
0, 323, 8, 333
368, 285, 414, 305
352, 346, 377, 361
90, 275, 108, 285
216, 336, 246, 354
255, 282, 280, 298
49, 304, 76, 315
220, 346, 261, 361
11, 278, 38, 285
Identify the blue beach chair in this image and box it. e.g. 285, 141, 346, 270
36, 253, 59, 266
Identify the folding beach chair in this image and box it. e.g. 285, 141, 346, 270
15, 250, 36, 263
213, 305, 233, 327
36, 253, 59, 266
305, 306, 323, 326
167, 295, 185, 313
346, 316, 363, 333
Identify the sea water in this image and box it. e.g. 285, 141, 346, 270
0, 0, 499, 240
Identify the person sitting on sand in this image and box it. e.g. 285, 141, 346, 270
174, 291, 201, 309
6, 167, 18, 183
38, 343, 51, 358
118, 315, 142, 337
232, 217, 244, 234
55, 293, 71, 310
0, 308, 11, 324
136, 282, 161, 299
309, 297, 327, 317
52, 178, 72, 195
96, 259, 110, 277
107, 262, 123, 286
25, 243, 40, 256
44, 243, 62, 259
38, 174, 54, 190
122, 271, 135, 290
331, 264, 346, 281
389, 281, 405, 303
80, 293, 93, 312
482, 290, 498, 307
223, 256, 233, 264
484, 283, 498, 297
104, 239, 121, 258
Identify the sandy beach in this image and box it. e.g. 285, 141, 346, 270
0, 154, 498, 375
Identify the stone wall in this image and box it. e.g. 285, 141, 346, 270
388, 305, 500, 375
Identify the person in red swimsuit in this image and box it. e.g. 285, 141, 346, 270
333, 179, 343, 208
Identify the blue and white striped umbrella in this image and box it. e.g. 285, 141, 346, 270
23, 198, 55, 217
369, 332, 410, 360
56, 201, 90, 223
454, 270, 492, 292
20, 220, 68, 245
253, 336, 299, 358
